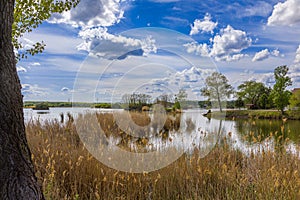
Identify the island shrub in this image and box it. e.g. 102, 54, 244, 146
33, 102, 49, 110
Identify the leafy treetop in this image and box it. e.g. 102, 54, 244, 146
13, 0, 79, 59
271, 65, 292, 115
290, 89, 300, 110
237, 81, 272, 109
201, 72, 234, 112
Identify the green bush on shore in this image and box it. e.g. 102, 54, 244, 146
287, 110, 300, 120
33, 102, 49, 110
93, 103, 112, 109
208, 109, 300, 120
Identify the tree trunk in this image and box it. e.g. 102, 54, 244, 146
281, 108, 284, 116
216, 88, 222, 112
0, 0, 44, 199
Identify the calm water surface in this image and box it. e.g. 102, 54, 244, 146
24, 108, 300, 156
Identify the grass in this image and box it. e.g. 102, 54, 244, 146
213, 109, 300, 120
287, 110, 300, 120
208, 109, 284, 120
26, 112, 300, 199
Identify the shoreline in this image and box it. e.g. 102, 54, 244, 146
206, 109, 300, 120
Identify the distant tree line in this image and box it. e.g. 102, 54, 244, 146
121, 93, 152, 110
24, 102, 121, 109
121, 89, 188, 111
201, 65, 295, 115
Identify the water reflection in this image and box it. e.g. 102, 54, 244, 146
24, 108, 300, 157
75, 110, 219, 172
234, 119, 300, 143
221, 118, 300, 158
75, 110, 224, 160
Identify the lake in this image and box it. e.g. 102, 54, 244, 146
24, 108, 300, 157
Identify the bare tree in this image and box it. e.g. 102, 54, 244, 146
201, 72, 234, 112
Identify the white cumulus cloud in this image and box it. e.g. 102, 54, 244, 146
252, 49, 270, 62
185, 25, 252, 62
210, 25, 252, 61
183, 42, 210, 57
295, 45, 300, 63
271, 49, 280, 57
288, 65, 300, 87
217, 54, 247, 62
77, 27, 157, 59
22, 84, 48, 97
252, 48, 282, 62
268, 0, 300, 26
30, 62, 41, 66
48, 0, 125, 28
210, 25, 252, 58
148, 66, 215, 99
17, 66, 27, 73
190, 13, 218, 35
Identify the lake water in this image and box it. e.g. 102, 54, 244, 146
24, 108, 300, 157
24, 107, 119, 123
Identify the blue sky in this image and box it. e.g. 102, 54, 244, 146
17, 0, 300, 102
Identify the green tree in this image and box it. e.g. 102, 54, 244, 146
258, 93, 269, 109
201, 72, 234, 112
235, 97, 244, 109
173, 100, 181, 110
122, 93, 152, 110
176, 88, 188, 102
13, 0, 79, 59
290, 90, 300, 110
237, 81, 271, 109
271, 65, 292, 115
0, 0, 78, 198
174, 88, 188, 109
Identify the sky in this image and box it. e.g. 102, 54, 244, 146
17, 0, 300, 102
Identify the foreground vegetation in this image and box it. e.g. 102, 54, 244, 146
26, 113, 300, 199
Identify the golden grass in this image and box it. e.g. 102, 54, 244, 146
26, 112, 300, 200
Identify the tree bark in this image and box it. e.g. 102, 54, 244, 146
0, 0, 44, 199
216, 88, 222, 112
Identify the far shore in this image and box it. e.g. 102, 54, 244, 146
205, 109, 300, 120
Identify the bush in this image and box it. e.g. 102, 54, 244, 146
93, 103, 112, 109
33, 102, 49, 110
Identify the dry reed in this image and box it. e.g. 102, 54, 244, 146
26, 112, 300, 200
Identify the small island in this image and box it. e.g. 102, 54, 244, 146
32, 102, 49, 110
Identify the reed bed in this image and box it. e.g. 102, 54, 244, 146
26, 112, 300, 199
